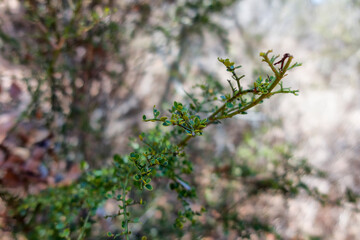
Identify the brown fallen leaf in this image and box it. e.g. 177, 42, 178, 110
9, 81, 22, 100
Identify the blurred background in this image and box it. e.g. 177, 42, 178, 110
0, 0, 359, 239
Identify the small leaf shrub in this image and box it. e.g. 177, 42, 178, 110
1, 1, 359, 240
4, 50, 360, 239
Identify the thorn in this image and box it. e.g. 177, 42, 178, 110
274, 53, 291, 71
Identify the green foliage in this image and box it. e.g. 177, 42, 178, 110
144, 102, 208, 136
6, 44, 360, 238
13, 167, 117, 239
8, 49, 305, 239
1, 1, 359, 240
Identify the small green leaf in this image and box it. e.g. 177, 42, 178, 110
116, 194, 122, 200
133, 174, 141, 181
287, 62, 302, 70
129, 152, 140, 160
144, 184, 153, 191
163, 120, 171, 126
142, 115, 146, 120
218, 58, 234, 68
104, 7, 110, 15
113, 154, 121, 162
153, 106, 160, 118
154, 110, 160, 118
226, 102, 234, 108
93, 170, 103, 177
55, 222, 65, 230
59, 228, 70, 237
80, 161, 89, 170
176, 104, 183, 110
